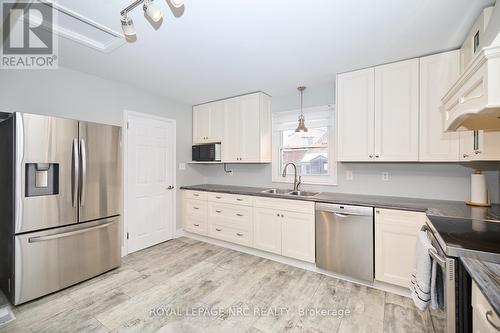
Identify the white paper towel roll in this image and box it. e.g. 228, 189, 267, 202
470, 171, 488, 205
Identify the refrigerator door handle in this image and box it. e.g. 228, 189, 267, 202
28, 221, 116, 243
79, 138, 87, 207
71, 138, 79, 207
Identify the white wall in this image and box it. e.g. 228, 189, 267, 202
192, 82, 500, 203
0, 67, 205, 229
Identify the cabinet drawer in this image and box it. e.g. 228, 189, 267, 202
208, 192, 253, 206
185, 199, 207, 217
208, 202, 252, 228
208, 222, 253, 247
184, 190, 208, 201
472, 281, 500, 333
375, 208, 426, 228
184, 215, 207, 236
254, 196, 314, 213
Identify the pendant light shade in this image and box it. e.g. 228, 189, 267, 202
121, 15, 136, 36
295, 86, 308, 132
143, 0, 163, 22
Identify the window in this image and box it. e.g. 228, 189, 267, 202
272, 105, 336, 185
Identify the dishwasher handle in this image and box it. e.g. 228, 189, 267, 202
316, 203, 373, 216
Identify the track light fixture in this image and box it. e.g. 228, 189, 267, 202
120, 0, 184, 36
143, 0, 163, 22
121, 15, 136, 36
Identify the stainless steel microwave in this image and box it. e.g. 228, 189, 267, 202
192, 143, 221, 162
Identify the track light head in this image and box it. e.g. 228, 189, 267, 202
170, 0, 184, 8
143, 0, 163, 22
121, 15, 136, 36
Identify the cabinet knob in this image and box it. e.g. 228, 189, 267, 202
281, 214, 284, 218
376, 210, 380, 214
215, 210, 222, 213
193, 223, 200, 227
276, 213, 280, 217
375, 154, 380, 158
215, 228, 222, 232
474, 150, 482, 155
369, 155, 373, 158
236, 213, 244, 217
236, 233, 244, 237
463, 154, 469, 158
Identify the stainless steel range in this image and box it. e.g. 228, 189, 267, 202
423, 215, 500, 333
0, 112, 122, 305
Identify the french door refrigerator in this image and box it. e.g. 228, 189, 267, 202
0, 112, 122, 305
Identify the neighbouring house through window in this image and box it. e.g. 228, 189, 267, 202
272, 105, 337, 185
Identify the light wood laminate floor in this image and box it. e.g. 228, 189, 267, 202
0, 238, 443, 333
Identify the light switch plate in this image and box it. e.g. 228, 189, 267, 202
179, 163, 186, 170
346, 170, 353, 181
382, 172, 389, 181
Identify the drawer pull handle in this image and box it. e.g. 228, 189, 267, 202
236, 233, 244, 237
216, 210, 222, 213
193, 224, 200, 227
277, 213, 280, 217
236, 198, 243, 201
193, 207, 199, 210
486, 311, 500, 330
215, 228, 222, 232
215, 196, 222, 199
193, 194, 199, 197
236, 213, 244, 217
281, 214, 284, 218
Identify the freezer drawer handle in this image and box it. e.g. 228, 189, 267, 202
28, 221, 116, 243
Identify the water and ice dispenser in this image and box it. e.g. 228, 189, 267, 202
25, 163, 59, 197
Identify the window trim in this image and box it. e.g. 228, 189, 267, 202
272, 105, 337, 186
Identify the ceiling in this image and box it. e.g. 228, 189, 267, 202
53, 0, 496, 105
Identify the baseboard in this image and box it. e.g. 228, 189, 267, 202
177, 229, 411, 298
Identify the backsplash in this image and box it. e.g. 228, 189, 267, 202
191, 162, 500, 203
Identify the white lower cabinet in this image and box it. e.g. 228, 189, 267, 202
472, 281, 500, 333
374, 208, 426, 288
281, 210, 315, 263
253, 207, 282, 255
183, 190, 315, 263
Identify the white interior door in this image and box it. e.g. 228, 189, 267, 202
126, 113, 175, 253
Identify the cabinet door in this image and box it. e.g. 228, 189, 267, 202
419, 51, 460, 161
192, 104, 211, 144
208, 101, 224, 143
337, 68, 375, 161
460, 130, 500, 161
253, 207, 282, 255
222, 97, 242, 162
374, 209, 426, 288
374, 59, 419, 161
282, 211, 315, 263
240, 93, 261, 162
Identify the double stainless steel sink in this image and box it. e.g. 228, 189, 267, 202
261, 188, 319, 197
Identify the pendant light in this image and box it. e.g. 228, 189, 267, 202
295, 86, 308, 132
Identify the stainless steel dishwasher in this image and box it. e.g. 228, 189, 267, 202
315, 203, 374, 282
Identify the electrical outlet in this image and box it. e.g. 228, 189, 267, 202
346, 170, 353, 181
178, 163, 186, 170
382, 172, 389, 181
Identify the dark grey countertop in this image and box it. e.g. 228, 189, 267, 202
461, 257, 500, 316
180, 184, 500, 220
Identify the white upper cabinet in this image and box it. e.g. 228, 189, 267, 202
337, 68, 375, 161
192, 101, 224, 144
459, 130, 500, 161
337, 58, 419, 162
419, 51, 461, 161
374, 58, 419, 161
223, 92, 272, 163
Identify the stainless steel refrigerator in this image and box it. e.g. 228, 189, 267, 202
0, 112, 122, 305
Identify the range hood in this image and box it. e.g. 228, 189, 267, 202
442, 5, 500, 131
